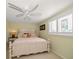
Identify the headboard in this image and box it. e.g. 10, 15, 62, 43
20, 28, 36, 32
18, 29, 36, 38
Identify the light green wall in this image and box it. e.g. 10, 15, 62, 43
6, 20, 39, 41
38, 6, 73, 59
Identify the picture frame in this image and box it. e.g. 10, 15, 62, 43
40, 24, 45, 30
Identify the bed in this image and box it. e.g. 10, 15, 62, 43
11, 29, 50, 57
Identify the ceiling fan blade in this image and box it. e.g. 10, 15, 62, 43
29, 4, 39, 12
8, 6, 23, 13
16, 13, 24, 17
8, 3, 24, 13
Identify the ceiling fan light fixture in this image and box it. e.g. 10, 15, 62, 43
8, 2, 40, 20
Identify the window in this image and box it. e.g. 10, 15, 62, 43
49, 14, 72, 35
58, 14, 72, 32
49, 20, 57, 32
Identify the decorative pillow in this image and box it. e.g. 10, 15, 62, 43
28, 33, 32, 37
18, 29, 36, 38
22, 33, 32, 38
22, 33, 28, 38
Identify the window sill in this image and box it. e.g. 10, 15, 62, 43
48, 32, 73, 36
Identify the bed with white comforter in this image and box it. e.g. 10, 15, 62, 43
12, 37, 49, 57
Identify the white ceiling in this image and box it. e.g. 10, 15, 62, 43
6, 0, 72, 23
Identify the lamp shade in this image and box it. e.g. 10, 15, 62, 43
10, 30, 17, 38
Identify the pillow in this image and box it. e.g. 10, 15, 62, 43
18, 29, 36, 38
22, 33, 28, 38
22, 33, 31, 38
28, 33, 31, 37
18, 33, 23, 38
30, 33, 36, 37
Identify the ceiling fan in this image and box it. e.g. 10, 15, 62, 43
8, 2, 41, 20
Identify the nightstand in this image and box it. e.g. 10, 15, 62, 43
8, 37, 18, 42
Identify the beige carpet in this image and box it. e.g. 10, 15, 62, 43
13, 52, 62, 59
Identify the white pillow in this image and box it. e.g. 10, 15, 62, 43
30, 33, 37, 37
22, 34, 27, 38
18, 33, 22, 38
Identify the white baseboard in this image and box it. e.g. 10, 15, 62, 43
51, 50, 66, 59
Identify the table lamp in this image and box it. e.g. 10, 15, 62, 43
10, 31, 17, 38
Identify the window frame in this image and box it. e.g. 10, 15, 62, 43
48, 13, 73, 36
49, 19, 57, 33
